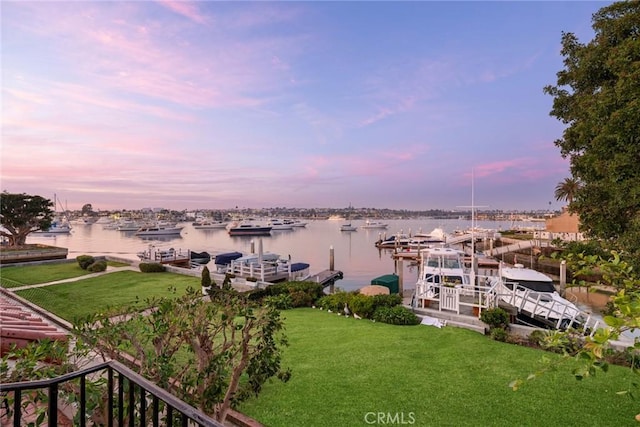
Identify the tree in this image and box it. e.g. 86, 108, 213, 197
74, 287, 290, 423
544, 1, 640, 260
81, 203, 94, 216
554, 177, 581, 205
0, 191, 54, 246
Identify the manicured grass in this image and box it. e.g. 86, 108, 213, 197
14, 271, 200, 321
0, 262, 91, 288
239, 308, 638, 427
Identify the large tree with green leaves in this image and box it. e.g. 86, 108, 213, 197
0, 191, 54, 246
544, 1, 640, 258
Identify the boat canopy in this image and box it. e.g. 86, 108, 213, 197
289, 262, 310, 272
214, 251, 243, 265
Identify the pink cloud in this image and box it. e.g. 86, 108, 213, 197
156, 0, 208, 24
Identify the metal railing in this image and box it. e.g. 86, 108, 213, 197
0, 360, 224, 427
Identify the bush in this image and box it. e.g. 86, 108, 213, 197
76, 255, 95, 270
372, 293, 402, 308
480, 307, 510, 330
372, 306, 420, 325
201, 266, 212, 288
317, 291, 350, 312
87, 260, 107, 272
139, 262, 166, 273
264, 294, 292, 310
349, 293, 375, 319
490, 328, 509, 342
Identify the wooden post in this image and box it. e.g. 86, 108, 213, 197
329, 245, 334, 271
559, 260, 567, 294
329, 246, 335, 293
397, 258, 404, 296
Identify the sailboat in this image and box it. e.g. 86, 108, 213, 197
37, 194, 72, 234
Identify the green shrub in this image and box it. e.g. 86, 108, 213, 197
264, 294, 292, 310
201, 266, 212, 288
349, 293, 375, 319
317, 291, 350, 312
480, 307, 510, 329
76, 255, 95, 270
289, 290, 314, 307
490, 328, 509, 342
372, 293, 402, 308
372, 306, 420, 325
527, 329, 547, 347
87, 260, 107, 272
139, 262, 166, 273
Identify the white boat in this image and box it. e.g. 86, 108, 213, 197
290, 220, 308, 227
268, 219, 294, 230
192, 220, 229, 229
135, 224, 183, 236
415, 247, 473, 298
226, 221, 272, 236
361, 220, 389, 229
117, 220, 142, 231
488, 264, 587, 330
340, 223, 358, 232
227, 252, 311, 282
38, 216, 72, 234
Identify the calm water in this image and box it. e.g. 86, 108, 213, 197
26, 218, 529, 292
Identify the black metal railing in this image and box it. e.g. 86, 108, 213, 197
0, 360, 224, 427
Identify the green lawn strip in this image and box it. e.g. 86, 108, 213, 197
14, 271, 200, 321
1, 262, 91, 287
239, 308, 638, 427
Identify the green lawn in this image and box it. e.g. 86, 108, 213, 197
239, 308, 638, 427
6, 265, 638, 426
0, 262, 92, 288
14, 271, 200, 321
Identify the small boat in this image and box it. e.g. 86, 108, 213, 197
361, 220, 389, 229
192, 220, 229, 229
226, 221, 272, 236
135, 224, 183, 236
340, 223, 358, 232
117, 219, 142, 231
268, 219, 294, 231
290, 220, 308, 227
37, 216, 72, 234
190, 250, 211, 265
489, 264, 587, 330
213, 251, 244, 272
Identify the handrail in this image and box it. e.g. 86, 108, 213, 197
0, 360, 224, 427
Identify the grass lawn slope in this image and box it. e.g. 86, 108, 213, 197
0, 262, 92, 288
239, 308, 638, 427
14, 270, 200, 321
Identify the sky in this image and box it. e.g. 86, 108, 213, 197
1, 1, 614, 211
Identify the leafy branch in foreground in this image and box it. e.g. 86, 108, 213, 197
74, 286, 290, 423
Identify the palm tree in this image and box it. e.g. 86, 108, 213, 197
554, 177, 581, 205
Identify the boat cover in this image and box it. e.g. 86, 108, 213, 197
290, 262, 310, 272
214, 251, 243, 265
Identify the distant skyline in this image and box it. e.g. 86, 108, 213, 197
1, 1, 612, 211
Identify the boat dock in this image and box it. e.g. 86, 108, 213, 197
305, 269, 344, 287
137, 247, 191, 268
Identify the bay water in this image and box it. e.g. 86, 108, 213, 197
26, 218, 529, 292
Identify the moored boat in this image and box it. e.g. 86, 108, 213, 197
135, 224, 183, 236
226, 221, 272, 236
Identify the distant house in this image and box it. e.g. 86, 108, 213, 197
534, 208, 585, 241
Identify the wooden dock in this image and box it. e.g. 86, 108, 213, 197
305, 270, 344, 287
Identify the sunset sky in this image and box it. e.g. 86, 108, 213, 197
1, 1, 611, 211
